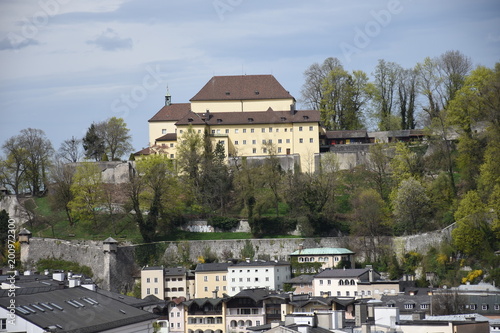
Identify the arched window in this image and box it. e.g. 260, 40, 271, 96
230, 320, 237, 328
245, 320, 252, 326
339, 280, 343, 286
238, 320, 245, 327
350, 279, 355, 285
344, 279, 349, 285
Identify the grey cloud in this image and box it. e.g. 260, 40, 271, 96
86, 28, 132, 51
0, 36, 39, 50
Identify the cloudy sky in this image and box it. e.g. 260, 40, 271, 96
0, 0, 499, 155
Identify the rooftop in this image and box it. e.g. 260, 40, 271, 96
190, 75, 294, 101
195, 262, 232, 272
314, 268, 372, 279
0, 286, 158, 333
290, 248, 355, 256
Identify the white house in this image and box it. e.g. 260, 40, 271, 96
227, 260, 291, 296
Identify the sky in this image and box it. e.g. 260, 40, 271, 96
0, 0, 499, 156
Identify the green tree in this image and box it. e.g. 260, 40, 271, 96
366, 143, 391, 201
447, 66, 492, 192
452, 190, 494, 257
48, 159, 76, 226
0, 210, 9, 251
392, 177, 431, 235
1, 128, 53, 195
127, 155, 183, 243
397, 67, 418, 129
301, 57, 343, 110
83, 123, 105, 161
390, 142, 422, 186
320, 64, 369, 130
68, 162, 105, 227
176, 125, 203, 199
98, 117, 133, 160
351, 189, 389, 262
199, 131, 232, 214
1, 135, 28, 194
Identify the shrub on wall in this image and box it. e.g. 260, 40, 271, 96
208, 216, 239, 231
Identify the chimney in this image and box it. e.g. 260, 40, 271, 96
212, 290, 218, 299
290, 103, 296, 115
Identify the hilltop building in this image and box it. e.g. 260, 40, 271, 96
145, 74, 321, 172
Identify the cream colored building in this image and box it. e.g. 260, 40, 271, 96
146, 75, 321, 172
141, 266, 164, 299
193, 262, 230, 298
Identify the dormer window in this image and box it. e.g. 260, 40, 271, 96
280, 117, 286, 121
303, 116, 309, 120
188, 118, 193, 122
217, 119, 222, 124
248, 118, 254, 123
254, 91, 259, 95
225, 91, 230, 95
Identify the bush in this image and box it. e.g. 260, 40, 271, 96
251, 216, 297, 237
209, 216, 240, 231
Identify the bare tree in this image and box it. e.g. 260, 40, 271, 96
48, 159, 76, 225
301, 57, 343, 110
438, 50, 473, 107
58, 136, 83, 163
373, 59, 400, 130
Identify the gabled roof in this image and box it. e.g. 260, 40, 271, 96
290, 247, 354, 256
190, 75, 294, 101
184, 297, 225, 307
176, 108, 320, 126
0, 286, 158, 333
148, 103, 191, 122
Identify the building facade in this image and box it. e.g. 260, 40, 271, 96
194, 263, 230, 298
226, 260, 291, 296
146, 75, 321, 172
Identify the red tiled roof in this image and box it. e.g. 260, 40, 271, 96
148, 103, 191, 122
156, 133, 177, 141
190, 75, 295, 101
133, 145, 169, 156
176, 108, 320, 126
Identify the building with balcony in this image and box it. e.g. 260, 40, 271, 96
226, 288, 268, 332
184, 296, 225, 333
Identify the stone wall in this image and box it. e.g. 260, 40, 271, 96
20, 226, 454, 293
0, 195, 29, 226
